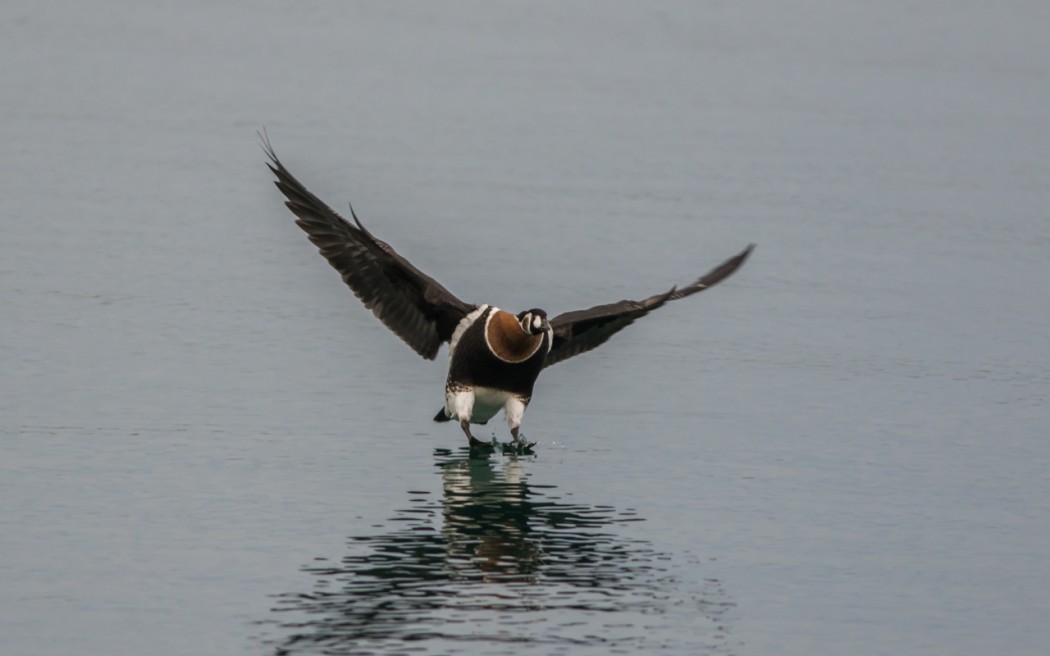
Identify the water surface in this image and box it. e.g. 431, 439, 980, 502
2, 2, 1048, 655
261, 450, 732, 655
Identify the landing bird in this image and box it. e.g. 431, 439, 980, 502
264, 141, 754, 449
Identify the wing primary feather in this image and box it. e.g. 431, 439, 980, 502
348, 201, 370, 234
544, 243, 754, 368
262, 135, 473, 359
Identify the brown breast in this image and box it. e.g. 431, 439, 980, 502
485, 310, 544, 363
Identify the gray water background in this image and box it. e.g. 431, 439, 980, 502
2, 1, 1048, 654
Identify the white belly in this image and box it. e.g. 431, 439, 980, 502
469, 386, 513, 423
446, 386, 526, 428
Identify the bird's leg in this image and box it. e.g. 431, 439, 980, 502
504, 397, 534, 448
509, 425, 536, 450
462, 419, 492, 449
450, 388, 490, 449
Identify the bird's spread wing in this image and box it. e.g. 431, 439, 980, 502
263, 137, 474, 360
544, 244, 755, 367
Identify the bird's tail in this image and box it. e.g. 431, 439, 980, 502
433, 408, 451, 422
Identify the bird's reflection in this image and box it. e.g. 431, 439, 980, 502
264, 449, 733, 655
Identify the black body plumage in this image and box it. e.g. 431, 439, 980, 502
448, 306, 549, 400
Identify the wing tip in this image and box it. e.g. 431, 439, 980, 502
706, 241, 757, 282
258, 127, 278, 164
259, 131, 372, 238
731, 242, 757, 274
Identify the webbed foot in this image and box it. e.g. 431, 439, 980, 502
502, 438, 536, 455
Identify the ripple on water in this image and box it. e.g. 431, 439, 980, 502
260, 449, 734, 655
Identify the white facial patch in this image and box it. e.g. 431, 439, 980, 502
532, 315, 542, 332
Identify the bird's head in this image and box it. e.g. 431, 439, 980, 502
517, 309, 549, 336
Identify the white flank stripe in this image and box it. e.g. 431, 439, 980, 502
449, 305, 489, 357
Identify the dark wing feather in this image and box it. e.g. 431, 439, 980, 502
262, 136, 474, 359
544, 244, 754, 367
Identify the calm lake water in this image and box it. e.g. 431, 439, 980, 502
3, 2, 1048, 655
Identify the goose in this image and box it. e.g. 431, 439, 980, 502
264, 140, 753, 449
